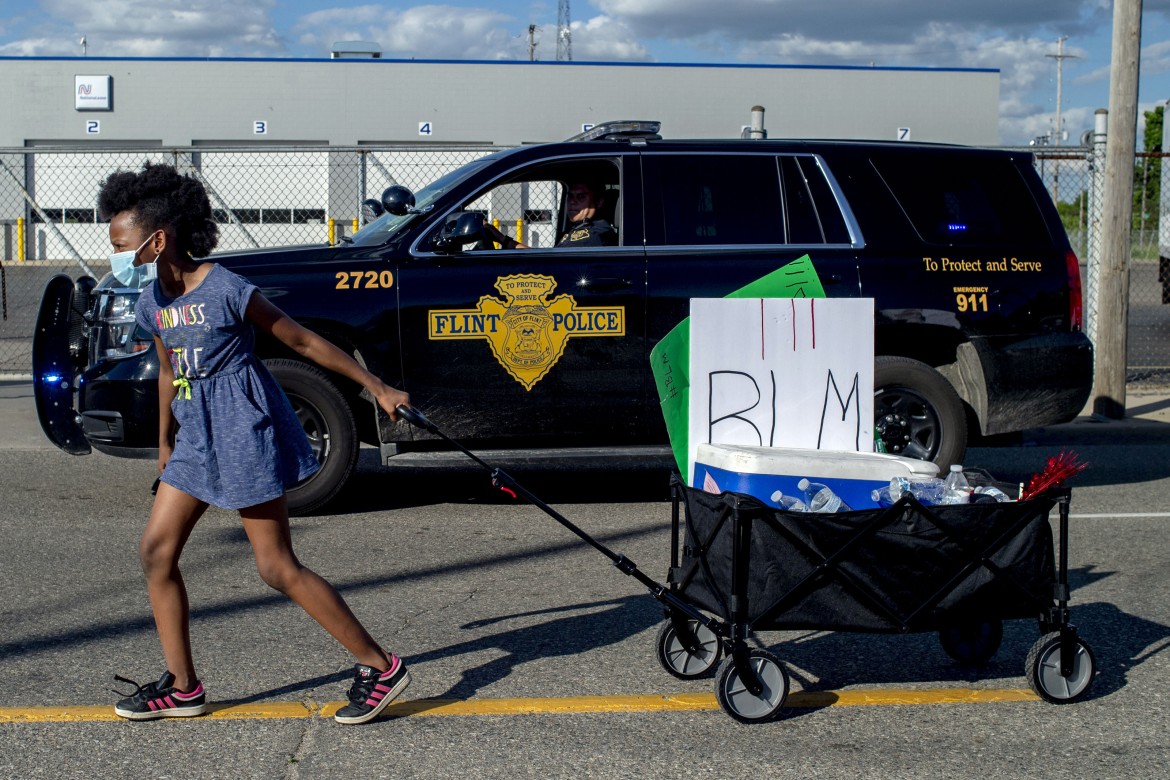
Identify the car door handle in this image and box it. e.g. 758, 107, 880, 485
577, 277, 634, 292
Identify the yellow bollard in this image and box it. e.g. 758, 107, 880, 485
17, 217, 25, 262
352, 218, 359, 235
328, 218, 336, 245
492, 218, 501, 249
515, 219, 523, 246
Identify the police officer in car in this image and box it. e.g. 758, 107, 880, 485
485, 181, 617, 249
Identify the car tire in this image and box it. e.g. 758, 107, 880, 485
266, 359, 359, 516
874, 356, 967, 469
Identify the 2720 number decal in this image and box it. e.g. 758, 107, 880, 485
335, 270, 394, 290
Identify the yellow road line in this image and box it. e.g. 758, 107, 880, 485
0, 702, 314, 722
0, 688, 1039, 723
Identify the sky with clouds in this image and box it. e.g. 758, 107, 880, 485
3, 0, 1170, 145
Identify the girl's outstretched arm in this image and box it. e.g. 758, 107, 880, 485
246, 292, 410, 421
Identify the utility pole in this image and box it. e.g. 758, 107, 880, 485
1047, 36, 1078, 203
527, 24, 538, 62
1095, 0, 1142, 419
1047, 36, 1078, 147
557, 0, 572, 62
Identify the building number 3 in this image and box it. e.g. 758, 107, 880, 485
335, 270, 394, 290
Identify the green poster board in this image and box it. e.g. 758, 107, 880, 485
649, 255, 827, 475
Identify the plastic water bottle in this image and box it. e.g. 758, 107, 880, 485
889, 476, 946, 505
797, 478, 851, 513
973, 485, 1012, 503
769, 490, 809, 512
943, 465, 972, 504
871, 486, 896, 507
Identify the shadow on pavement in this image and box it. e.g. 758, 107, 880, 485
745, 566, 1164, 706
320, 449, 675, 516
403, 595, 662, 705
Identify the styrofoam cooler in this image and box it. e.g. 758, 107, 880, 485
693, 444, 940, 510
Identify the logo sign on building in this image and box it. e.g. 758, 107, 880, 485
75, 75, 112, 110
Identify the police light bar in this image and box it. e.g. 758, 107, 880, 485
565, 121, 662, 142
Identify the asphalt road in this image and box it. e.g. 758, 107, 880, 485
1, 382, 1169, 779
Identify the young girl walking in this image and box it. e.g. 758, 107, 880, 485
103, 162, 410, 725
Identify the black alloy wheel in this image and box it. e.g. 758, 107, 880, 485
874, 356, 967, 469
266, 359, 359, 516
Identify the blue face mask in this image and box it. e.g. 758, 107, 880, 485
109, 232, 161, 288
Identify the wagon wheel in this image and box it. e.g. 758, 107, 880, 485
655, 619, 722, 680
938, 620, 1003, 665
1026, 632, 1096, 704
714, 649, 789, 724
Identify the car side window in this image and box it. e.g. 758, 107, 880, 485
436, 159, 621, 251
645, 154, 850, 246
645, 155, 784, 246
459, 180, 562, 248
871, 154, 1049, 246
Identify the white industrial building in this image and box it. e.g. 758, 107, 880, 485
1, 55, 999, 146
0, 55, 1000, 262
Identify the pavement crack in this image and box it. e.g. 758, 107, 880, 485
282, 715, 317, 780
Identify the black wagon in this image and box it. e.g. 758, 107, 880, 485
659, 478, 1096, 722
395, 405, 1094, 723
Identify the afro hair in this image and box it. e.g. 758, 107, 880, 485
97, 162, 219, 258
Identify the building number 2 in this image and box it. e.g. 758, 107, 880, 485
335, 270, 394, 290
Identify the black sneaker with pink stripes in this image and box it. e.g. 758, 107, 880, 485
334, 657, 411, 724
113, 671, 207, 720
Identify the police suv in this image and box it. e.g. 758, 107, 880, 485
34, 121, 1092, 514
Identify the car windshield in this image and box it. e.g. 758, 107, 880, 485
349, 156, 496, 247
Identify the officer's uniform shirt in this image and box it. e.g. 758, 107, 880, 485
557, 218, 618, 247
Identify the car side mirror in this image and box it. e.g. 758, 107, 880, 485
432, 211, 488, 253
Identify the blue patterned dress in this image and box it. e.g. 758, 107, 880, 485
135, 263, 320, 509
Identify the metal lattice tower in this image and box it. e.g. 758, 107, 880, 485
556, 0, 572, 61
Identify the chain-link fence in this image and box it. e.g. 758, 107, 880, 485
1021, 145, 1170, 387
2, 143, 1167, 385
0, 146, 498, 376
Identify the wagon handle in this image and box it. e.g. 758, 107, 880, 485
395, 404, 435, 432
393, 403, 720, 632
